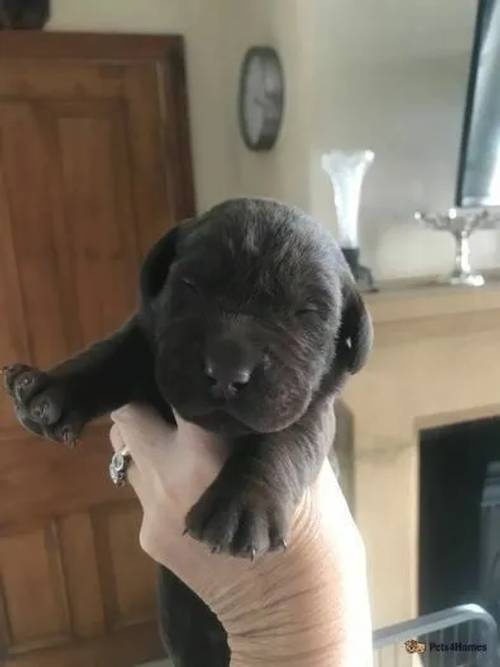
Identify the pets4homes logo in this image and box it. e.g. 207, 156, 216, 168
404, 638, 488, 655
404, 639, 426, 654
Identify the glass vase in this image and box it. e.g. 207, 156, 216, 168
321, 149, 375, 289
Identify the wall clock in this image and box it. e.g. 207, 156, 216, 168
238, 46, 284, 151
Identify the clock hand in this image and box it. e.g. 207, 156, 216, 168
253, 97, 267, 109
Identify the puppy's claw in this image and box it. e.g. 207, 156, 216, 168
32, 401, 47, 421
279, 538, 288, 552
250, 547, 256, 562
61, 427, 78, 448
211, 545, 220, 554
182, 527, 189, 536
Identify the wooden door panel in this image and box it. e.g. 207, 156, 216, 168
122, 65, 175, 255
91, 502, 157, 630
0, 153, 31, 431
7, 624, 164, 667
56, 104, 140, 343
0, 101, 69, 368
0, 506, 156, 656
0, 435, 158, 661
0, 61, 127, 100
0, 522, 71, 652
57, 512, 105, 640
0, 60, 174, 255
0, 32, 194, 666
0, 100, 143, 362
0, 429, 124, 526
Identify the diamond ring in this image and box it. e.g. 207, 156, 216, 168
109, 448, 132, 487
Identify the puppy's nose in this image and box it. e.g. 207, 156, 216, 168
205, 338, 256, 398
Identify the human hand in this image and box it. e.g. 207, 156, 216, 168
110, 404, 372, 666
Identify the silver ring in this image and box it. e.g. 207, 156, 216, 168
109, 448, 132, 487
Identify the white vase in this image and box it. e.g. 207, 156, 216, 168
321, 149, 375, 289
321, 149, 374, 249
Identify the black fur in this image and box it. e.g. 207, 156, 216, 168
3, 198, 372, 666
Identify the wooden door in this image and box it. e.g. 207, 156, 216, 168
0, 32, 194, 666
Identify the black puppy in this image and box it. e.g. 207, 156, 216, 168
3, 198, 372, 666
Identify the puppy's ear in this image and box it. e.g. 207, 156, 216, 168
336, 279, 373, 375
140, 226, 180, 303
140, 219, 197, 303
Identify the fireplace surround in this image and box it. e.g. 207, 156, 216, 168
419, 416, 500, 617
335, 276, 500, 628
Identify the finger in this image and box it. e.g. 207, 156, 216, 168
111, 403, 176, 457
109, 423, 139, 482
115, 404, 212, 449
109, 421, 151, 482
109, 423, 142, 492
111, 403, 164, 427
109, 422, 125, 453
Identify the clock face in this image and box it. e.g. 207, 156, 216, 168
238, 47, 284, 151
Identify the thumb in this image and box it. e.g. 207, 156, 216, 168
110, 403, 176, 458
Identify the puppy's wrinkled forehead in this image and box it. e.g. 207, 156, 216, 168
176, 199, 340, 302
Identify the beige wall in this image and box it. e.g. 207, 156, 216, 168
302, 0, 500, 280
48, 0, 310, 212
48, 0, 500, 279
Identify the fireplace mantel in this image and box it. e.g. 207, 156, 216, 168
366, 277, 500, 324
339, 278, 500, 628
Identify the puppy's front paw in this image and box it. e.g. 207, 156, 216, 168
185, 478, 290, 558
2, 363, 83, 445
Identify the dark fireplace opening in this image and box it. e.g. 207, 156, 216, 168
419, 416, 500, 619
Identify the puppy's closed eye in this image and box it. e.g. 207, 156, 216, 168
295, 303, 322, 319
181, 277, 199, 293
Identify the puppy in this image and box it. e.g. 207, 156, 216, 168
3, 198, 372, 666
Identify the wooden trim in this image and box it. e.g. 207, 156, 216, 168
4, 621, 164, 666
0, 31, 183, 61
161, 36, 197, 221
365, 277, 500, 324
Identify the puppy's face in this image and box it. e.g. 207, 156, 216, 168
141, 199, 371, 435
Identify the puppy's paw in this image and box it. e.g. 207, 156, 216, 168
185, 478, 290, 558
2, 363, 83, 445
